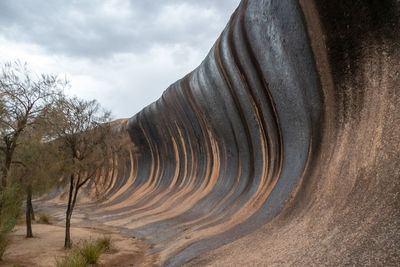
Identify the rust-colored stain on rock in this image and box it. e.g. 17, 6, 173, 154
43, 0, 400, 266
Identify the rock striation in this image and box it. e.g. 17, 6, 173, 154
48, 1, 400, 266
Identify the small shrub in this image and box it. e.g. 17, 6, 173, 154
79, 240, 103, 264
0, 185, 22, 259
38, 214, 51, 224
96, 236, 111, 252
0, 231, 9, 259
56, 251, 86, 267
56, 237, 112, 266
0, 185, 21, 232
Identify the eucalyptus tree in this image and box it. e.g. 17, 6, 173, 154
49, 97, 115, 248
0, 61, 66, 243
0, 61, 66, 189
13, 127, 64, 237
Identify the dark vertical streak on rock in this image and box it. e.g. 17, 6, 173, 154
51, 0, 400, 266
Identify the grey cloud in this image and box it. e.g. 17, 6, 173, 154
0, 0, 240, 59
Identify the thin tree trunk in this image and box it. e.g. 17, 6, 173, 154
30, 200, 35, 221
1, 157, 11, 189
1, 168, 6, 189
64, 174, 74, 249
64, 173, 84, 249
65, 212, 71, 247
26, 185, 33, 238
2, 134, 19, 189
70, 175, 80, 213
26, 183, 35, 221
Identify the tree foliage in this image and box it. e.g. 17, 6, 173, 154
0, 60, 134, 252
0, 60, 66, 188
0, 61, 67, 246
48, 96, 117, 248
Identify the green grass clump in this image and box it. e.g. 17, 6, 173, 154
56, 251, 86, 267
56, 237, 112, 267
95, 236, 111, 252
38, 214, 51, 224
79, 240, 103, 264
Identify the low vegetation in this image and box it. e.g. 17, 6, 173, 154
95, 236, 112, 252
56, 237, 112, 267
80, 240, 103, 264
0, 185, 22, 259
0, 232, 9, 260
38, 214, 51, 224
56, 251, 86, 267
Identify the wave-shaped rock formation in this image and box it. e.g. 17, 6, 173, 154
47, 0, 400, 266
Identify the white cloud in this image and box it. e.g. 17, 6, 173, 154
0, 0, 241, 118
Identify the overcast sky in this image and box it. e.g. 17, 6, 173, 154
0, 0, 241, 119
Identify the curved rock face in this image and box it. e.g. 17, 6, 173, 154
63, 0, 399, 266
121, 0, 322, 264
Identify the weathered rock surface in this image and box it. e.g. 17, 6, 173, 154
47, 1, 400, 266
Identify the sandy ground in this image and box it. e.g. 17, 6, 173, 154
0, 220, 158, 267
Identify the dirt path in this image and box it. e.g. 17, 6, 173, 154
1, 217, 158, 266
